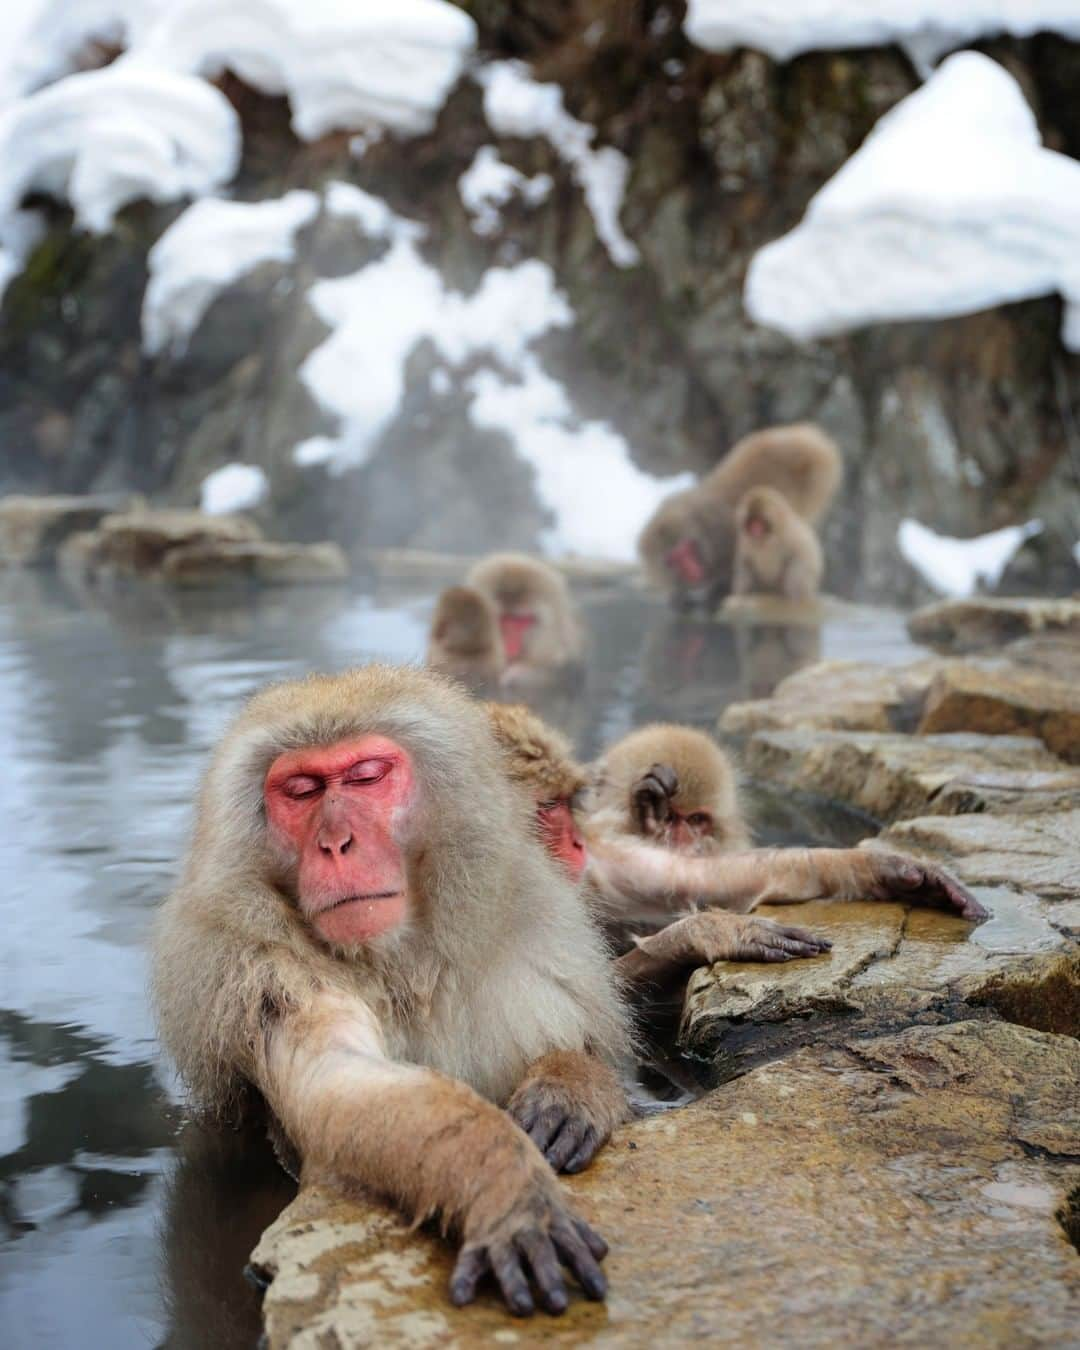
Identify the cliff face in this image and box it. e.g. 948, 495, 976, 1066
2, 5, 1079, 598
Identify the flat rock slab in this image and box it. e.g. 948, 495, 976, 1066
74, 509, 263, 577
872, 810, 1080, 901
0, 493, 137, 565
919, 662, 1080, 763
909, 596, 1080, 653
721, 658, 940, 736
161, 540, 349, 587
742, 728, 1080, 822
252, 1021, 1080, 1348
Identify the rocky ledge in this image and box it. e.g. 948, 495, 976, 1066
250, 597, 1079, 1347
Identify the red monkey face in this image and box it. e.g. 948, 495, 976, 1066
536, 799, 587, 881
665, 538, 706, 586
745, 513, 771, 540
264, 735, 414, 946
498, 612, 537, 661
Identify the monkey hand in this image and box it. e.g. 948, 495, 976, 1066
507, 1079, 612, 1177
631, 762, 679, 834
867, 852, 989, 922
638, 910, 832, 967
450, 1161, 608, 1317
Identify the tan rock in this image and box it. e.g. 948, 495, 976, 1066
742, 728, 1079, 822
908, 596, 1080, 653
721, 658, 942, 736
161, 541, 349, 588
918, 662, 1080, 763
869, 810, 1080, 901
1002, 634, 1080, 684
0, 493, 136, 566
94, 508, 263, 575
253, 1021, 1080, 1348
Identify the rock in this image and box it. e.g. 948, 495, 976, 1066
87, 509, 263, 577
0, 493, 136, 566
720, 658, 940, 737
1002, 634, 1080, 684
918, 662, 1080, 763
742, 728, 1080, 822
161, 540, 349, 588
870, 809, 1080, 902
908, 597, 1080, 653
252, 1021, 1080, 1347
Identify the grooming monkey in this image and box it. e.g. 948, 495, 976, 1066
639, 423, 842, 611
466, 553, 584, 686
426, 585, 505, 689
733, 486, 824, 601
153, 667, 631, 1317
487, 705, 987, 990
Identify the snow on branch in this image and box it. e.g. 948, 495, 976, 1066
745, 53, 1080, 352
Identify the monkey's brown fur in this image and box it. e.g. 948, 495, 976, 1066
639, 423, 842, 609
152, 666, 628, 1305
734, 485, 824, 601
467, 553, 583, 674
587, 723, 751, 854
426, 585, 504, 685
487, 702, 587, 803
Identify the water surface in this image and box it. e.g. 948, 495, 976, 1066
0, 567, 923, 1348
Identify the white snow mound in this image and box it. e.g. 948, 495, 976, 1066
898, 517, 1042, 598
201, 462, 269, 515
143, 190, 319, 357
745, 53, 1080, 351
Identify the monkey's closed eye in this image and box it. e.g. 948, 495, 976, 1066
282, 775, 322, 799
343, 758, 393, 785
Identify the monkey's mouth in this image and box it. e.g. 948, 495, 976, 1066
322, 891, 402, 912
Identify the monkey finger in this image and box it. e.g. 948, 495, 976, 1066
573, 1217, 608, 1261
525, 1105, 567, 1154
490, 1241, 537, 1317
508, 1100, 538, 1134
773, 924, 832, 949
449, 1246, 490, 1307
545, 1119, 593, 1173
551, 1215, 608, 1301
563, 1128, 601, 1175
516, 1231, 569, 1315
930, 870, 989, 921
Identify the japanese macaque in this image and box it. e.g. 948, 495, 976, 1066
426, 585, 504, 688
733, 486, 824, 601
488, 705, 988, 993
152, 667, 630, 1317
639, 423, 842, 611
466, 553, 584, 685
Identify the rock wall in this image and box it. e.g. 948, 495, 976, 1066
2, 9, 1080, 598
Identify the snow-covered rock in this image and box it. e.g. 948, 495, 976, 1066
0, 62, 240, 234
458, 146, 552, 237
142, 190, 319, 356
479, 62, 640, 268
684, 0, 1080, 69
200, 463, 269, 515
745, 53, 1080, 351
898, 517, 1043, 598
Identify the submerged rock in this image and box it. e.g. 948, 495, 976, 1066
0, 493, 137, 566
741, 728, 1080, 822
919, 662, 1080, 763
908, 597, 1080, 653
161, 540, 349, 587
252, 1021, 1080, 1348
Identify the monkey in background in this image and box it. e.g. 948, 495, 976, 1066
153, 667, 630, 1318
426, 585, 504, 689
487, 704, 987, 991
639, 423, 842, 612
732, 486, 824, 602
466, 553, 584, 687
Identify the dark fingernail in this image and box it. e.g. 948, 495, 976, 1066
584, 1270, 608, 1300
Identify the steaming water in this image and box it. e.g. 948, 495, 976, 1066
0, 567, 923, 1348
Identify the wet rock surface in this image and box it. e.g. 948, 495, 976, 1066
918, 662, 1080, 763
160, 539, 349, 587
908, 597, 1080, 653
0, 492, 138, 565
253, 1021, 1080, 1348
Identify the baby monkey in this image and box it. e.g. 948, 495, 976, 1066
733, 486, 824, 602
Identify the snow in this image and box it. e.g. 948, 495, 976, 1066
479, 61, 640, 268
200, 462, 269, 515
684, 0, 1080, 67
459, 146, 552, 237
324, 180, 413, 240
745, 53, 1080, 352
0, 62, 240, 234
142, 190, 318, 356
898, 518, 1042, 598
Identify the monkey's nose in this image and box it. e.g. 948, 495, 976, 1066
318, 829, 353, 856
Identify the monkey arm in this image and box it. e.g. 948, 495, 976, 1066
259, 991, 608, 1315
507, 1050, 629, 1176
586, 840, 987, 923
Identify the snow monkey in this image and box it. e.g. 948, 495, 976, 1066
426, 585, 505, 688
733, 486, 824, 601
487, 705, 988, 991
466, 553, 584, 686
152, 667, 631, 1318
639, 423, 842, 611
